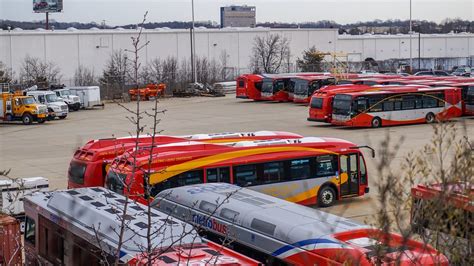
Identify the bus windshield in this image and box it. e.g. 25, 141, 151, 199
294, 80, 309, 95
467, 86, 474, 104
261, 80, 274, 93
332, 95, 353, 115
308, 81, 321, 95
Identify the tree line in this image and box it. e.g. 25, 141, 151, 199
1, 18, 472, 34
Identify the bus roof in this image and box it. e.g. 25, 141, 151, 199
25, 187, 200, 255
338, 86, 459, 97
118, 136, 358, 168
292, 76, 335, 82
154, 183, 367, 242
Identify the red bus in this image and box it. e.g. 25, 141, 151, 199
411, 182, 472, 263
236, 74, 263, 100
331, 86, 463, 128
465, 84, 474, 115
292, 76, 336, 103
68, 131, 303, 189
106, 136, 374, 207
308, 84, 373, 123
260, 75, 296, 102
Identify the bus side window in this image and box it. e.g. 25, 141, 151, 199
261, 162, 284, 184
151, 170, 203, 195
287, 158, 311, 180
415, 95, 423, 109
359, 155, 367, 185
315, 155, 337, 177
437, 92, 445, 107
233, 165, 258, 187
206, 167, 230, 183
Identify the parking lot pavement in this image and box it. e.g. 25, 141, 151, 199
1, 95, 473, 223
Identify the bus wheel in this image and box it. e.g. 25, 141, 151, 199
371, 117, 382, 128
426, 113, 436, 123
22, 113, 33, 125
318, 186, 336, 207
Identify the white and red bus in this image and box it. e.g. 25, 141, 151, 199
236, 74, 263, 100
411, 182, 473, 263
106, 137, 374, 207
24, 187, 261, 265
154, 183, 449, 266
331, 86, 463, 127
68, 131, 303, 189
308, 84, 375, 123
292, 76, 336, 103
260, 75, 296, 102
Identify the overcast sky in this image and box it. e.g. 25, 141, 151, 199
1, 0, 473, 25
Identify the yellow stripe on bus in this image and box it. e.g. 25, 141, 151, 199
149, 146, 337, 185
284, 175, 344, 203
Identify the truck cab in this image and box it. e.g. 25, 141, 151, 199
0, 93, 48, 124
26, 91, 68, 119
54, 88, 81, 111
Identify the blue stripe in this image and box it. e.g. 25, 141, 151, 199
272, 238, 338, 256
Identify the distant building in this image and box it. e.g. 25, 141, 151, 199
220, 5, 256, 28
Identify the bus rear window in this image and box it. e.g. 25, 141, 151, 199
105, 171, 127, 194
68, 162, 87, 185
310, 98, 323, 109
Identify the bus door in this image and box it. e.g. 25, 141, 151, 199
339, 154, 359, 196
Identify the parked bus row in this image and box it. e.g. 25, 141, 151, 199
22, 187, 261, 265
235, 72, 474, 127
67, 131, 374, 208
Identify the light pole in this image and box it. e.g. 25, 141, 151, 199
409, 0, 412, 73
191, 0, 197, 84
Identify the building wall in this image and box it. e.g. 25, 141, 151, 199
0, 28, 473, 83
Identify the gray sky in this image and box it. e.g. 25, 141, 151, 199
1, 0, 473, 25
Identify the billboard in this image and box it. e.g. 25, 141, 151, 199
33, 0, 63, 13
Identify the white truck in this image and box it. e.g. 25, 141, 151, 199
0, 177, 49, 231
53, 88, 81, 111
67, 86, 104, 109
26, 90, 69, 119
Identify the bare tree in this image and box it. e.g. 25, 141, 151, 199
19, 56, 62, 88
250, 33, 290, 74
371, 122, 472, 265
99, 50, 130, 99
74, 65, 97, 86
0, 61, 13, 84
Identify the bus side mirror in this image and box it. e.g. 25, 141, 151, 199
350, 146, 376, 158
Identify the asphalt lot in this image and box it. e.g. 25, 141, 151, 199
1, 95, 473, 224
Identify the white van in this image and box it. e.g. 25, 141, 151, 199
26, 90, 69, 119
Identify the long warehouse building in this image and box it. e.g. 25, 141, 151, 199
1, 27, 473, 83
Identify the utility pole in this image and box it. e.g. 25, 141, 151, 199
191, 0, 197, 84
418, 30, 421, 71
409, 0, 412, 73
45, 12, 49, 30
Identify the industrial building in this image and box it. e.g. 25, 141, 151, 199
0, 27, 473, 84
220, 5, 256, 28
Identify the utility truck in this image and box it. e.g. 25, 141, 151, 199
51, 85, 81, 111
0, 91, 47, 124
26, 89, 69, 119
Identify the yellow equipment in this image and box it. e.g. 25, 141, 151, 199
1, 92, 48, 125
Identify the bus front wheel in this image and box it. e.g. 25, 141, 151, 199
318, 186, 336, 207
371, 117, 382, 128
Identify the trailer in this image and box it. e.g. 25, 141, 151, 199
67, 86, 104, 109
